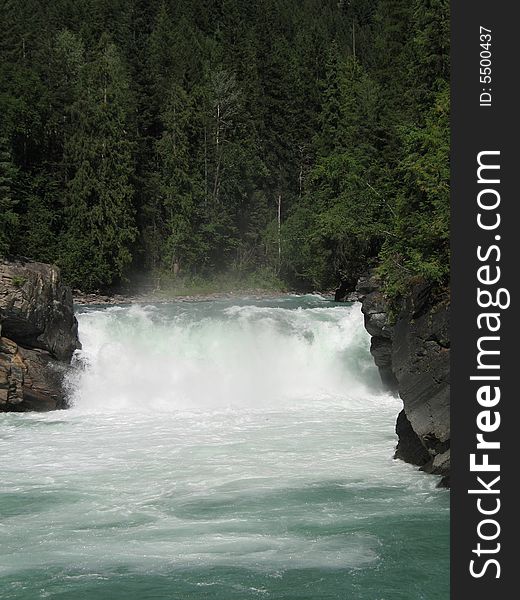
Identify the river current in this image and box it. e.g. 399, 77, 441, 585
0, 295, 449, 599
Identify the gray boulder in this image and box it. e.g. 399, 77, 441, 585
0, 258, 80, 411
357, 270, 450, 485
0, 258, 80, 361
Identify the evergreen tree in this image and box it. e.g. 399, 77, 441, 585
0, 136, 18, 255
380, 84, 450, 295
61, 34, 136, 289
0, 0, 449, 295
155, 83, 205, 273
316, 42, 343, 156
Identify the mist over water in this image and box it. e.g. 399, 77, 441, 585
0, 296, 449, 599
69, 299, 381, 412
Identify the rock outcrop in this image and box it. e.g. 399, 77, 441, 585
357, 271, 450, 486
0, 258, 80, 412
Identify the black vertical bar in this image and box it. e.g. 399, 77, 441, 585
452, 1, 516, 597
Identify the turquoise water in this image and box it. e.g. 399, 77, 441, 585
0, 296, 449, 599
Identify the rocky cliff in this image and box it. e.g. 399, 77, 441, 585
0, 258, 81, 411
356, 272, 450, 486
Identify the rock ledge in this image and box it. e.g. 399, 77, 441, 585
0, 258, 80, 411
357, 271, 450, 486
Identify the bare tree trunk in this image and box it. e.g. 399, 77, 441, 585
152, 219, 157, 270
298, 146, 304, 199
216, 103, 220, 147
277, 194, 282, 272
213, 103, 221, 205
213, 156, 222, 204
204, 127, 208, 204
352, 20, 356, 60
298, 144, 309, 199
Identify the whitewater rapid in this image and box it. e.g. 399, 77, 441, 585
67, 298, 382, 412
0, 296, 449, 600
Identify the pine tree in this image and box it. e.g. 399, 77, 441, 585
156, 83, 205, 274
379, 84, 450, 295
0, 136, 18, 255
0, 0, 450, 295
316, 41, 343, 156
61, 34, 136, 290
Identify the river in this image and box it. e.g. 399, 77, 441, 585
0, 295, 449, 599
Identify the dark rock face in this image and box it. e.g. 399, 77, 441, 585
0, 337, 68, 411
394, 409, 431, 466
356, 272, 398, 391
1, 258, 80, 361
357, 271, 450, 485
0, 258, 80, 412
334, 275, 360, 302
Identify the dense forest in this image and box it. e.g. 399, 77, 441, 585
0, 0, 449, 295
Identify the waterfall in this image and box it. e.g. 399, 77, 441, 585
67, 298, 382, 413
0, 295, 449, 600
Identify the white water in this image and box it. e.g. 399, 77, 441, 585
69, 300, 380, 412
0, 296, 449, 599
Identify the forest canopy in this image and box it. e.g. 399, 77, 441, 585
0, 0, 449, 296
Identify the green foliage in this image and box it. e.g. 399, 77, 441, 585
282, 153, 387, 289
154, 267, 286, 298
379, 83, 450, 297
281, 55, 389, 290
11, 175, 61, 263
155, 83, 206, 272
11, 274, 26, 287
0, 136, 18, 255
0, 0, 449, 295
60, 35, 137, 289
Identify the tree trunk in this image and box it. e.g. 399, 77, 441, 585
277, 194, 282, 272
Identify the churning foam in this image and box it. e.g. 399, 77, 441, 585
1, 297, 449, 594
67, 300, 383, 414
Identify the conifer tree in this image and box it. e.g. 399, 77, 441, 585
61, 34, 136, 289
156, 83, 204, 274
0, 136, 18, 255
0, 0, 449, 295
